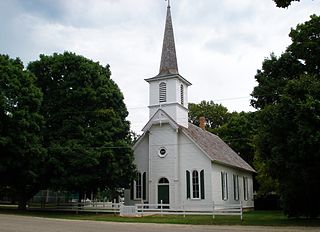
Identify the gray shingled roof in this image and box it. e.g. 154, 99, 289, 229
181, 123, 255, 172
158, 4, 178, 76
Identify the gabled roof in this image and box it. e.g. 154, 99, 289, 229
142, 108, 179, 133
181, 123, 256, 173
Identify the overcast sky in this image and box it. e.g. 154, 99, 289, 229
0, 0, 318, 133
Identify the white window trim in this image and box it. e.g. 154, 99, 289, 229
233, 174, 239, 201
134, 172, 147, 201
191, 169, 201, 200
134, 172, 141, 200
221, 172, 228, 201
243, 176, 249, 201
158, 147, 168, 158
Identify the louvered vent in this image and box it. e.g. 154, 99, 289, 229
180, 84, 184, 105
159, 82, 167, 103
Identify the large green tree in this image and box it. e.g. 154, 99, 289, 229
28, 52, 135, 199
0, 55, 45, 209
188, 101, 255, 170
215, 112, 256, 167
188, 101, 230, 132
252, 15, 320, 217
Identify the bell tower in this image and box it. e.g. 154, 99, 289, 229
145, 1, 191, 128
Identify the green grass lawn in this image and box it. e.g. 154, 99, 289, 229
0, 207, 319, 227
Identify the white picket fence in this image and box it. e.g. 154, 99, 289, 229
28, 199, 243, 220
28, 201, 122, 213
120, 201, 243, 220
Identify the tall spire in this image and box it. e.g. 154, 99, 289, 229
158, 1, 179, 76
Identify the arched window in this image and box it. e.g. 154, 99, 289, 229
159, 82, 166, 103
192, 170, 200, 199
180, 84, 184, 105
159, 177, 169, 184
186, 169, 205, 200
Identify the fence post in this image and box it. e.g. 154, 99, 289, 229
212, 201, 215, 219
240, 201, 243, 221
183, 201, 185, 218
113, 199, 116, 216
141, 199, 144, 217
160, 200, 163, 217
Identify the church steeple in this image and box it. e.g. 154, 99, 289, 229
158, 1, 178, 76
145, 1, 191, 128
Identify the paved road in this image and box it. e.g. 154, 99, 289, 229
0, 214, 319, 232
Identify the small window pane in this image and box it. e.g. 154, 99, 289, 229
192, 170, 200, 198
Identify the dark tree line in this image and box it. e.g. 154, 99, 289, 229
0, 52, 136, 209
189, 14, 320, 218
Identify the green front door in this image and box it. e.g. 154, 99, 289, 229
158, 185, 169, 204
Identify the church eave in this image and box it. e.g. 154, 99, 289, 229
142, 108, 180, 133
144, 74, 192, 86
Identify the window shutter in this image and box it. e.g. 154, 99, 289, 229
200, 170, 205, 199
130, 180, 134, 200
186, 170, 190, 199
142, 172, 146, 200
226, 173, 228, 200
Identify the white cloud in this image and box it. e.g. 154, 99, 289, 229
0, 0, 318, 133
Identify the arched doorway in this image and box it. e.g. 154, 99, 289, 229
158, 177, 169, 206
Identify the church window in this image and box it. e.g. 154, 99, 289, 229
243, 176, 248, 201
221, 172, 228, 200
142, 172, 147, 200
186, 169, 205, 199
159, 82, 167, 103
233, 174, 239, 201
180, 84, 184, 105
186, 170, 190, 199
133, 172, 147, 200
200, 170, 205, 199
158, 147, 167, 158
159, 177, 169, 184
135, 172, 142, 199
192, 170, 200, 199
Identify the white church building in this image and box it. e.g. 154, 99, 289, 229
125, 2, 255, 210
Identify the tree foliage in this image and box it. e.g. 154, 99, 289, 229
251, 15, 320, 217
251, 15, 319, 110
188, 101, 230, 131
0, 55, 45, 209
188, 101, 256, 170
273, 0, 300, 8
215, 112, 256, 167
28, 52, 136, 197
